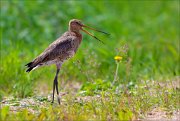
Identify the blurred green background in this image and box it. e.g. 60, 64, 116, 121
0, 0, 179, 98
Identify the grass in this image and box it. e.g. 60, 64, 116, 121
1, 79, 179, 120
0, 0, 179, 120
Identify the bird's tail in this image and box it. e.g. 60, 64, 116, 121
25, 62, 34, 72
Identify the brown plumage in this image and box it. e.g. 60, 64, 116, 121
26, 19, 109, 104
26, 32, 81, 72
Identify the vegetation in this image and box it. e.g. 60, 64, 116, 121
0, 0, 179, 120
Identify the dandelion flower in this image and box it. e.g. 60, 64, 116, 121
114, 56, 123, 62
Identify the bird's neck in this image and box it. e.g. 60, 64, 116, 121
76, 32, 82, 43
69, 26, 80, 33
70, 30, 81, 35
69, 28, 81, 36
68, 30, 82, 43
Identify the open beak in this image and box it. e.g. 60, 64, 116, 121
81, 24, 110, 44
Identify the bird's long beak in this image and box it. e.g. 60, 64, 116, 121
81, 24, 110, 44
83, 25, 110, 35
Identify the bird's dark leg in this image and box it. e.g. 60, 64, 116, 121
52, 63, 62, 105
52, 70, 58, 104
55, 68, 60, 104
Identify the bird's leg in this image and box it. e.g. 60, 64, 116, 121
56, 63, 62, 105
52, 71, 57, 104
55, 69, 60, 104
52, 63, 62, 104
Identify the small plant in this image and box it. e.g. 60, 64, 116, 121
113, 56, 123, 84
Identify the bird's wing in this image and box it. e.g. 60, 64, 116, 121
31, 35, 79, 67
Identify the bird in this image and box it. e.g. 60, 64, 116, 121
25, 19, 109, 104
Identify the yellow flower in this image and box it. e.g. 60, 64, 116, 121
114, 56, 123, 61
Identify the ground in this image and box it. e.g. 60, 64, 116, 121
1, 78, 179, 120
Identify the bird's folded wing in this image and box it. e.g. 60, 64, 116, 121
32, 36, 78, 66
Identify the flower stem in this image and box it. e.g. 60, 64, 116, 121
113, 62, 119, 84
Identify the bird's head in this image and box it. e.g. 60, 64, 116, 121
69, 19, 83, 32
69, 19, 110, 44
